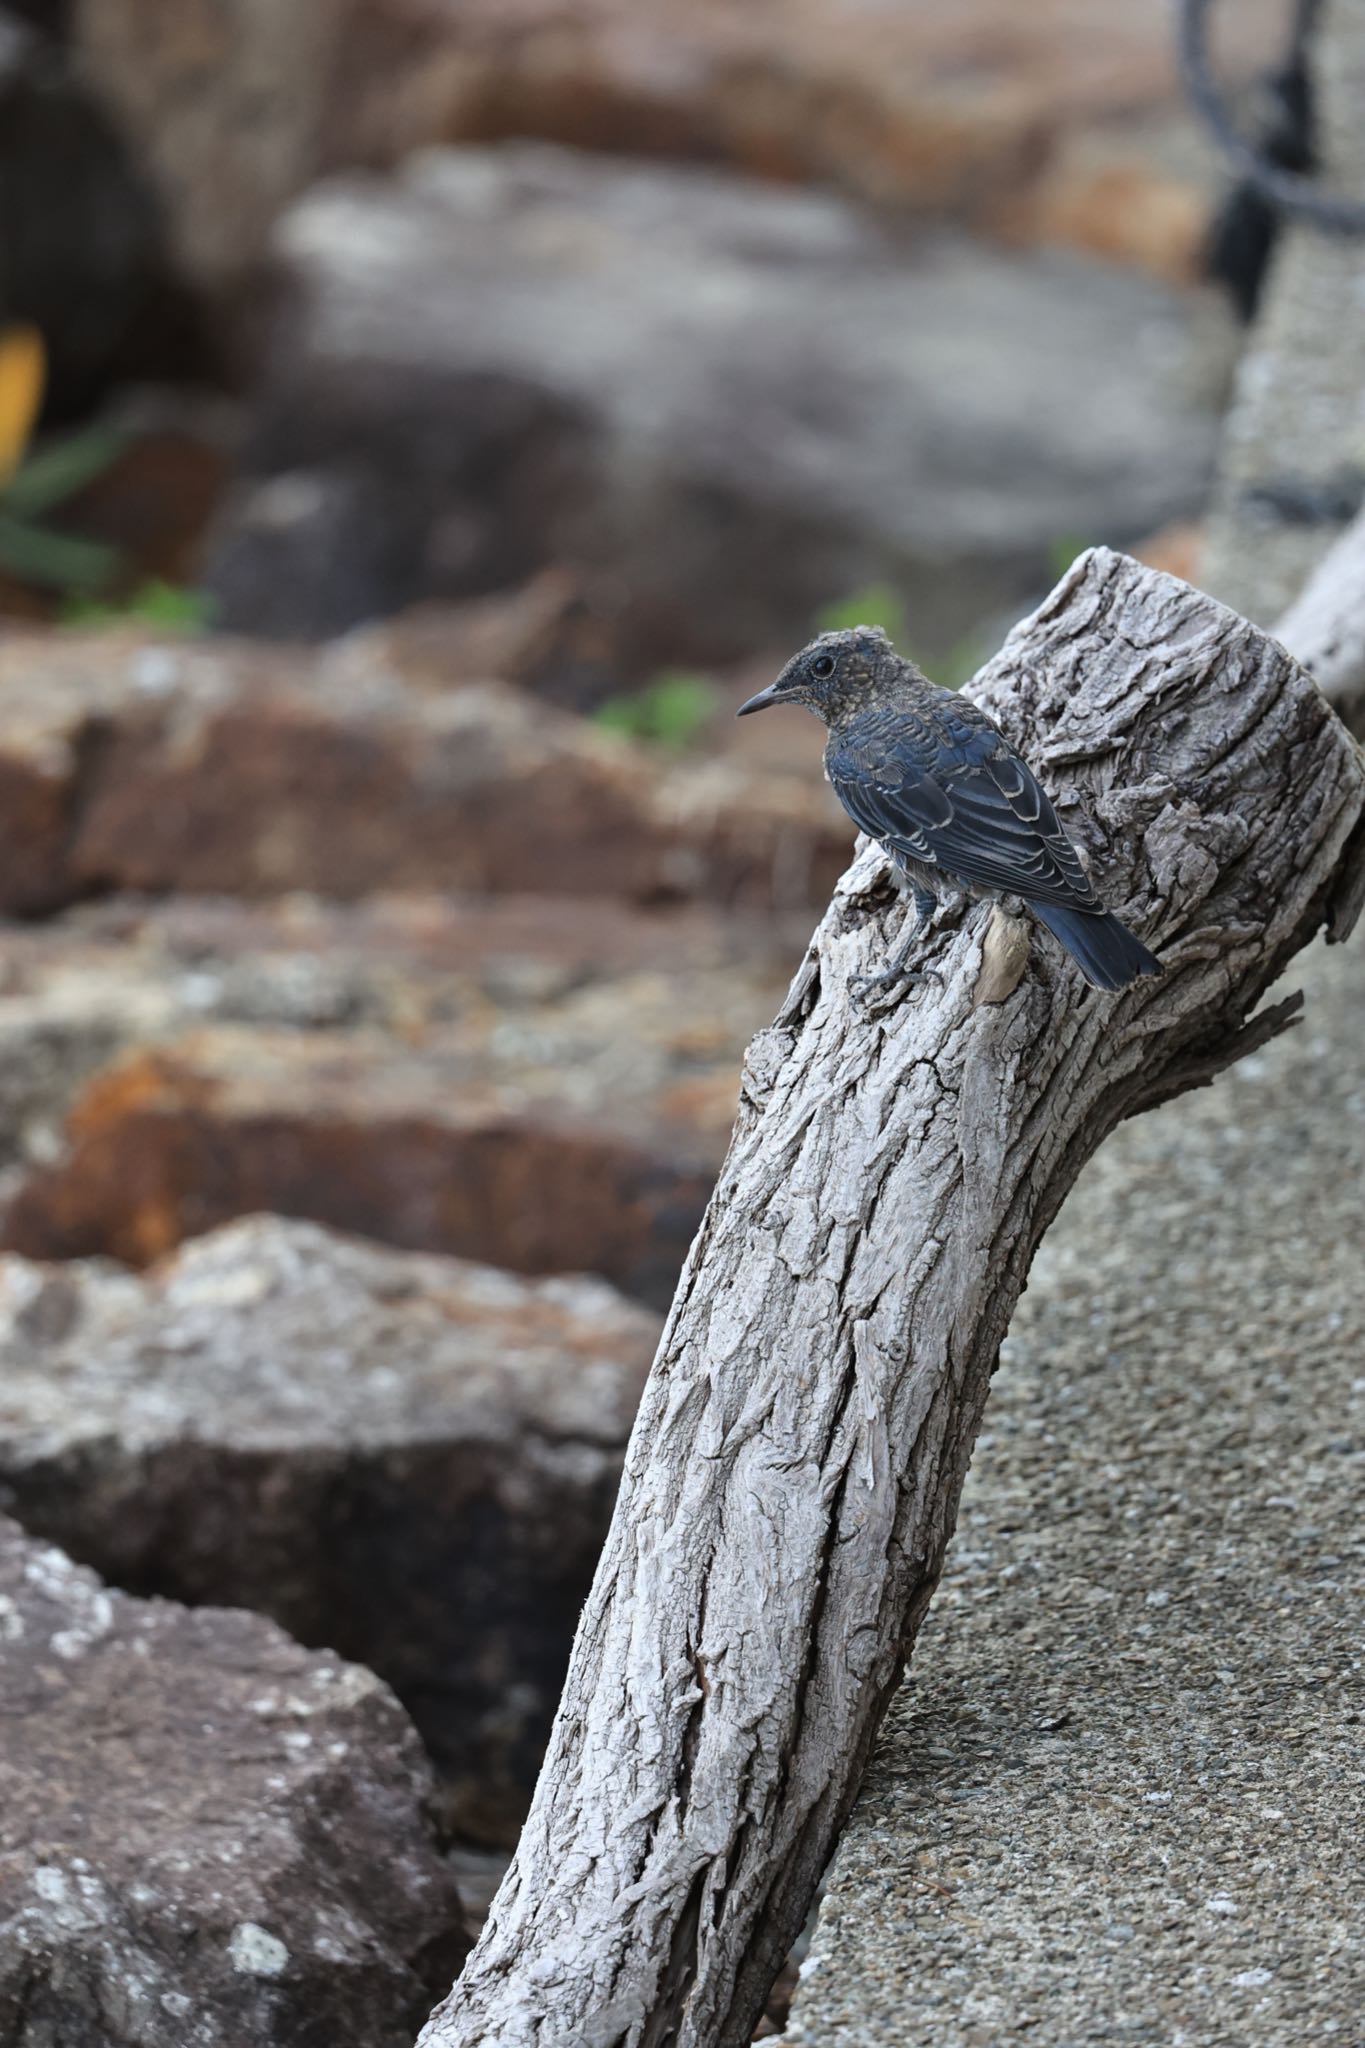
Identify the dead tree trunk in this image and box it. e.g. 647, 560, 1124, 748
420, 548, 1365, 2048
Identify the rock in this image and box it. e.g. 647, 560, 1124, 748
993, 119, 1215, 285
0, 892, 790, 1307
425, 1, 1283, 260
350, 569, 641, 714
0, 1215, 660, 1845
783, 937, 1365, 2047
204, 145, 1222, 657
0, 1511, 467, 2046
0, 728, 74, 918
1128, 516, 1206, 588
0, 1023, 718, 1310
71, 0, 1284, 291
69, 0, 344, 292
0, 624, 847, 915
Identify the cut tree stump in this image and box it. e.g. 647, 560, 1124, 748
419, 548, 1365, 2048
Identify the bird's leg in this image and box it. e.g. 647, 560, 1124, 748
850, 883, 941, 1004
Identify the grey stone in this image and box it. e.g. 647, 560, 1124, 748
207, 144, 1221, 658
0, 1213, 660, 1843
784, 935, 1364, 2047
0, 1512, 467, 2047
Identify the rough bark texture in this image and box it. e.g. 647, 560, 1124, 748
419, 548, 1365, 2048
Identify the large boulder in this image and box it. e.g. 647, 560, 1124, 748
71, 0, 1284, 290
0, 1512, 467, 2047
0, 624, 847, 915
205, 145, 1223, 656
0, 890, 788, 1307
0, 1215, 660, 1845
1, 1023, 719, 1309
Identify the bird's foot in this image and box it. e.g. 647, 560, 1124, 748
850, 961, 942, 1009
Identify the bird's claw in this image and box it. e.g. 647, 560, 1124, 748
850, 963, 943, 1009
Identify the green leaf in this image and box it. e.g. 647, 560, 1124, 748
594, 671, 719, 749
816, 584, 909, 642
912, 631, 986, 692
1047, 534, 1091, 578
61, 578, 215, 632
0, 511, 121, 594
1, 424, 129, 518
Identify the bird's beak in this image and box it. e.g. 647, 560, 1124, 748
736, 681, 782, 717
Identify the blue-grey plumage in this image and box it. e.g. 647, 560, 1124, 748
737, 625, 1161, 997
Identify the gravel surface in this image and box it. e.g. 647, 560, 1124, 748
784, 936, 1364, 2047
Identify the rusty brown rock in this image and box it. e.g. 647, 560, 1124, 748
0, 626, 847, 915
360, 569, 639, 713
0, 888, 794, 1302
0, 630, 120, 913
1129, 517, 1207, 588
1, 1025, 715, 1306
0, 1215, 660, 1845
0, 891, 796, 1305
0, 746, 72, 917
0, 1510, 467, 2046
72, 0, 1284, 288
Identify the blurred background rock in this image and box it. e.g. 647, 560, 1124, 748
3, 0, 1281, 667
0, 4, 1334, 2038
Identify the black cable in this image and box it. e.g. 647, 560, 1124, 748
1179, 0, 1365, 236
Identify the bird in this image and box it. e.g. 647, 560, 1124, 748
736, 625, 1161, 999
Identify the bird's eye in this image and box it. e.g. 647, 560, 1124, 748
811, 654, 835, 679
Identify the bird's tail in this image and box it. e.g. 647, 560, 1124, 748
1031, 902, 1162, 992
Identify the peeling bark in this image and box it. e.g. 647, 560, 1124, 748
419, 550, 1365, 2048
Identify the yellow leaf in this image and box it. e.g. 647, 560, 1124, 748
0, 325, 46, 488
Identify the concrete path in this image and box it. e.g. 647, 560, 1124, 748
784, 936, 1364, 2047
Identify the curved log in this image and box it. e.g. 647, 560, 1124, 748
1275, 501, 1365, 736
420, 549, 1365, 2048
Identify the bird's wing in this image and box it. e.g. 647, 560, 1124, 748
825, 704, 1102, 910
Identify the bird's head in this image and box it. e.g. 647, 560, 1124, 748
736, 625, 901, 726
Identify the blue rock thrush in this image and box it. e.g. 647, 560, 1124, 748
738, 626, 1161, 998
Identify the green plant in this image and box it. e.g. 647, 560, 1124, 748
919, 629, 989, 692
816, 581, 986, 690
815, 583, 909, 642
0, 325, 126, 597
593, 670, 720, 750
62, 578, 215, 632
1047, 534, 1091, 578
